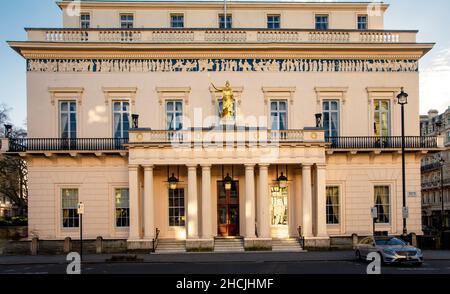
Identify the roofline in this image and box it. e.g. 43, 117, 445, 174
24, 27, 418, 33
56, 1, 389, 10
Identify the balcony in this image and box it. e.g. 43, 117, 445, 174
26, 28, 417, 44
421, 162, 441, 172
1, 135, 440, 154
326, 136, 438, 150
2, 138, 128, 153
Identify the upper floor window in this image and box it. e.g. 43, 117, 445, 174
219, 14, 232, 29
270, 100, 288, 130
171, 14, 184, 28
323, 100, 340, 139
315, 15, 329, 30
62, 189, 79, 228
80, 13, 91, 29
374, 100, 391, 137
120, 14, 134, 29
447, 131, 450, 143
60, 101, 77, 139
166, 100, 183, 131
217, 99, 236, 122
267, 15, 281, 29
357, 15, 368, 30
374, 186, 390, 224
113, 101, 130, 139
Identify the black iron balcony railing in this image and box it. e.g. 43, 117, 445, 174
326, 136, 437, 149
421, 162, 441, 172
8, 138, 128, 152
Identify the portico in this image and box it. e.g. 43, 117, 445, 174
125, 127, 330, 249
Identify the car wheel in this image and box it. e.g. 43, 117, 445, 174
355, 250, 362, 261
414, 262, 423, 267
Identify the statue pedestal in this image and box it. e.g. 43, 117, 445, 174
219, 118, 236, 128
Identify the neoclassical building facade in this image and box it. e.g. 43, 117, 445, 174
1, 1, 442, 250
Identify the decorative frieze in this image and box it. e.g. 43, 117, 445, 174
27, 58, 419, 73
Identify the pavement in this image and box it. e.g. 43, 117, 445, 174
1, 250, 450, 265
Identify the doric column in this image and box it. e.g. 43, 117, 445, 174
316, 164, 328, 237
201, 164, 212, 239
128, 165, 140, 240
245, 164, 256, 238
187, 164, 199, 239
258, 164, 270, 238
302, 164, 313, 238
143, 165, 155, 240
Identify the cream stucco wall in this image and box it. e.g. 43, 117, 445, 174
26, 71, 420, 138
61, 3, 385, 30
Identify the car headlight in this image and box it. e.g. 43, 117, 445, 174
383, 249, 397, 255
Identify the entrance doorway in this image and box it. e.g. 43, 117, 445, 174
217, 181, 240, 237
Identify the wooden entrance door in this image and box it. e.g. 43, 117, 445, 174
217, 181, 239, 237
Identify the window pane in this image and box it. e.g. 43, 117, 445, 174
326, 187, 340, 224
375, 186, 390, 224
169, 189, 185, 227
62, 189, 79, 228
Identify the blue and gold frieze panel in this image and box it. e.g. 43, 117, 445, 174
27, 58, 419, 73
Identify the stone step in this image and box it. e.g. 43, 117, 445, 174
155, 239, 186, 253
214, 239, 245, 252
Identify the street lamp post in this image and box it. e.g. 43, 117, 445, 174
397, 88, 408, 236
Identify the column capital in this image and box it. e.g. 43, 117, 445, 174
302, 163, 312, 169
258, 163, 270, 169
186, 164, 198, 169
316, 164, 327, 170
143, 164, 154, 171
244, 163, 256, 169
128, 165, 140, 171
200, 164, 212, 169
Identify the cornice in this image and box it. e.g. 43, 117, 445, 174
9, 41, 433, 60
57, 1, 389, 11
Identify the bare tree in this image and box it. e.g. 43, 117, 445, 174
0, 103, 28, 215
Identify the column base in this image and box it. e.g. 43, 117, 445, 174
186, 239, 214, 252
244, 238, 272, 251
127, 239, 154, 250
304, 237, 330, 250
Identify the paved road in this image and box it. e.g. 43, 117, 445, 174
1, 259, 450, 274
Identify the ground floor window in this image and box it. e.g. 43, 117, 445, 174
271, 186, 288, 226
169, 188, 185, 227
62, 188, 79, 228
115, 188, 129, 227
326, 186, 340, 224
374, 186, 390, 224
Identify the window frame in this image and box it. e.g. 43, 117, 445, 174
112, 100, 131, 139
120, 13, 134, 29
80, 12, 91, 29
61, 188, 79, 229
374, 99, 391, 137
326, 186, 340, 225
115, 188, 130, 228
165, 100, 184, 131
357, 14, 368, 30
322, 100, 340, 139
315, 14, 329, 30
218, 13, 232, 29
170, 13, 185, 28
374, 185, 391, 225
270, 99, 289, 131
59, 100, 77, 139
168, 188, 186, 227
267, 14, 281, 29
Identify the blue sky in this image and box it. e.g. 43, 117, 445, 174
1, 0, 449, 128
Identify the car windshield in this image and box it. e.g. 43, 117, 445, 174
375, 238, 406, 246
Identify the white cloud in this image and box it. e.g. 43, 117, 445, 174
420, 47, 450, 114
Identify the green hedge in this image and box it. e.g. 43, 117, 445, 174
0, 216, 28, 226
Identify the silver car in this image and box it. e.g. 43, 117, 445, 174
355, 236, 424, 265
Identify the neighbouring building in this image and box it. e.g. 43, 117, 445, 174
420, 108, 450, 234
0, 193, 17, 218
0, 0, 442, 251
